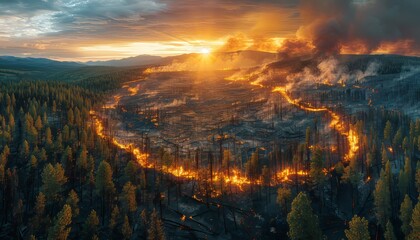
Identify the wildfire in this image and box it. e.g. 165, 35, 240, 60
102, 95, 122, 109
272, 87, 328, 112
91, 110, 311, 191
276, 168, 308, 181
91, 68, 361, 195
127, 86, 140, 96
272, 86, 360, 162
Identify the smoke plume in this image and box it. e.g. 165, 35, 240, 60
297, 0, 420, 55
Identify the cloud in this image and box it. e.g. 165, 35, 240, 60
2, 0, 420, 59
0, 0, 301, 59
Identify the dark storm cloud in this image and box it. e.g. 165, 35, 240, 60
298, 0, 420, 54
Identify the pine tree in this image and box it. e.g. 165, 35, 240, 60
41, 163, 67, 203
121, 181, 137, 215
287, 192, 321, 240
408, 201, 420, 240
47, 204, 72, 240
374, 169, 391, 229
344, 215, 370, 240
148, 209, 165, 240
66, 190, 80, 218
83, 210, 99, 240
310, 147, 325, 186
384, 220, 396, 240
276, 186, 292, 214
121, 215, 132, 240
400, 194, 413, 237
393, 128, 402, 149
96, 161, 115, 195
31, 192, 46, 232
109, 205, 120, 231
96, 160, 115, 224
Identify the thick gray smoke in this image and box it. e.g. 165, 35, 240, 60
298, 0, 420, 55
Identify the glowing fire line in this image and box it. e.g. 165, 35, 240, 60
90, 71, 359, 191
272, 86, 359, 162
91, 111, 307, 189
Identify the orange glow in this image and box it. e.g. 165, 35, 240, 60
125, 84, 140, 96
271, 86, 359, 162
272, 87, 328, 112
91, 111, 309, 190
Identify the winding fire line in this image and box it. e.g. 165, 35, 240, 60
272, 87, 359, 162
90, 109, 307, 190
91, 70, 358, 191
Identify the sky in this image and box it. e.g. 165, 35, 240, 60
0, 0, 300, 61
0, 0, 419, 61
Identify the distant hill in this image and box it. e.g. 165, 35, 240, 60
85, 55, 163, 67
0, 56, 82, 71
85, 50, 278, 68
0, 56, 84, 81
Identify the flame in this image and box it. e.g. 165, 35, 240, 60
90, 110, 310, 191
127, 86, 140, 96
276, 168, 308, 182
91, 65, 361, 195
272, 86, 359, 162
272, 87, 328, 112
102, 95, 122, 109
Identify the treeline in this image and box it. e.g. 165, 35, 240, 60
0, 80, 164, 240
275, 107, 420, 239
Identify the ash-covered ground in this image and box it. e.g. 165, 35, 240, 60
105, 71, 321, 155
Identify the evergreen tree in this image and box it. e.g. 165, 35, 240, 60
384, 220, 396, 240
310, 147, 325, 186
408, 201, 420, 240
276, 186, 292, 214
83, 210, 99, 240
96, 160, 115, 224
121, 181, 137, 215
121, 215, 132, 240
47, 204, 72, 240
287, 192, 321, 240
344, 215, 370, 240
400, 194, 413, 237
109, 205, 120, 231
65, 190, 80, 218
31, 192, 46, 232
41, 163, 67, 203
148, 209, 165, 240
374, 169, 391, 229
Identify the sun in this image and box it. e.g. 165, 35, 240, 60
200, 48, 211, 55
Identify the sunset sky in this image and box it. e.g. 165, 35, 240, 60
1, 0, 419, 61
0, 0, 300, 61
